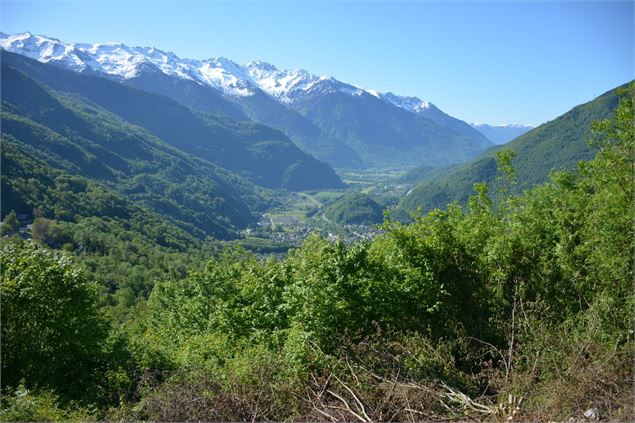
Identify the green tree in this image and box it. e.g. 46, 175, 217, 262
0, 242, 109, 400
1, 210, 21, 236
31, 217, 72, 248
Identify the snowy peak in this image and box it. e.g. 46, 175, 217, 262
197, 57, 256, 96
245, 59, 278, 73
242, 60, 377, 103
244, 62, 323, 101
0, 32, 177, 78
381, 92, 434, 113
0, 32, 433, 107
0, 32, 257, 95
75, 44, 175, 79
0, 32, 89, 71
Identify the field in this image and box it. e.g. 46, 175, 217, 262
231, 168, 411, 251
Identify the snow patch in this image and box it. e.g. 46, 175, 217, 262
381, 92, 434, 113
1, 31, 433, 107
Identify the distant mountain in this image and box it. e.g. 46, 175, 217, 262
471, 123, 534, 145
396, 83, 627, 217
285, 83, 492, 168
382, 93, 492, 149
1, 32, 492, 169
2, 51, 344, 191
225, 88, 364, 168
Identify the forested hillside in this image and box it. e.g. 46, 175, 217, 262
1, 62, 267, 236
2, 127, 221, 299
397, 83, 626, 215
1, 51, 345, 191
322, 193, 384, 225
2, 84, 632, 422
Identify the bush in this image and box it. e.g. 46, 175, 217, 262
0, 242, 109, 401
0, 384, 95, 422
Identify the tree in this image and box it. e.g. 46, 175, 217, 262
1, 209, 21, 236
0, 242, 109, 400
31, 217, 71, 248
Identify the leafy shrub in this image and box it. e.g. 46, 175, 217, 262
0, 242, 109, 401
0, 384, 95, 422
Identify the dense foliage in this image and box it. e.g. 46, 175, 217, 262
322, 193, 384, 225
0, 244, 108, 400
1, 86, 632, 421
0, 137, 242, 302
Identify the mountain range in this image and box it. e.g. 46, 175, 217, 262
0, 31, 493, 169
2, 48, 364, 244
471, 123, 534, 145
3, 30, 613, 244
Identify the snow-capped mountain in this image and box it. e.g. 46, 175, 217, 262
0, 31, 493, 169
470, 123, 535, 145
380, 92, 432, 113
0, 32, 385, 102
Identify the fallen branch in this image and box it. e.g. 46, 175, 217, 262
326, 388, 370, 423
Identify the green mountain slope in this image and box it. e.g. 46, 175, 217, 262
1, 138, 201, 247
229, 91, 364, 168
125, 71, 364, 168
397, 83, 626, 215
1, 62, 271, 240
323, 193, 384, 225
292, 89, 490, 168
1, 51, 344, 191
124, 68, 249, 121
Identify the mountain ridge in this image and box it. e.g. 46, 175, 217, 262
0, 32, 406, 103
1, 50, 345, 191
1, 31, 493, 169
396, 82, 628, 217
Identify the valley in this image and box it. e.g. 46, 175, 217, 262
0, 15, 632, 423
228, 168, 410, 253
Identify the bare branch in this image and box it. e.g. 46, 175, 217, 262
333, 373, 371, 422
326, 389, 370, 423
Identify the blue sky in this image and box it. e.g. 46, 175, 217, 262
2, 0, 633, 125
